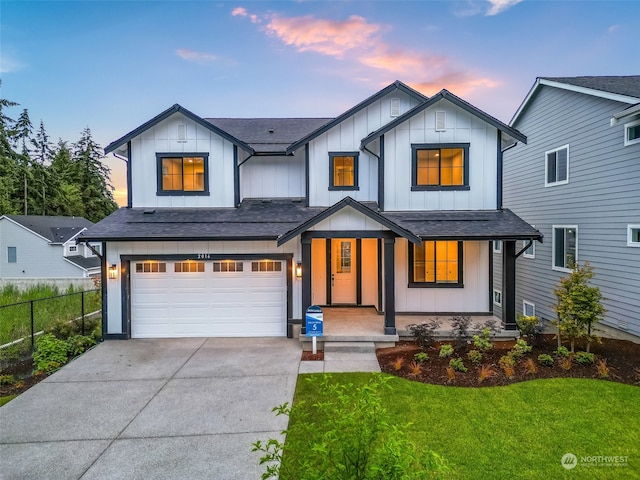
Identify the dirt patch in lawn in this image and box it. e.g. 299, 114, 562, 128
377, 335, 640, 387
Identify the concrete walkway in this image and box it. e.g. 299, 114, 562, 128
299, 342, 381, 374
0, 338, 301, 480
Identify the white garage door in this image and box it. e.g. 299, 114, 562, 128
131, 259, 287, 338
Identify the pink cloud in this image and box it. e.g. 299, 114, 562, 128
176, 48, 218, 65
231, 7, 247, 17
486, 0, 523, 16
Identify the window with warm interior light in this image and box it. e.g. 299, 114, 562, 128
213, 261, 243, 272
251, 260, 282, 272
412, 144, 469, 190
409, 240, 463, 286
175, 261, 205, 273
136, 262, 166, 273
329, 152, 358, 190
157, 153, 208, 195
552, 226, 577, 272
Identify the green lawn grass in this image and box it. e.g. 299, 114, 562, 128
0, 284, 101, 345
287, 374, 640, 479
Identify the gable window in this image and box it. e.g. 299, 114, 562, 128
523, 301, 535, 317
7, 246, 17, 263
545, 145, 569, 187
628, 225, 640, 247
329, 152, 359, 190
625, 119, 640, 146
156, 153, 209, 195
552, 225, 577, 272
68, 245, 78, 253
409, 240, 463, 287
411, 143, 469, 191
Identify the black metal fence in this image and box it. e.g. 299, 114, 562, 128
0, 289, 101, 353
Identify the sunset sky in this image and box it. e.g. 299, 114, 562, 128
2, 1, 639, 206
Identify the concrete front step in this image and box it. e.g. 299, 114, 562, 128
324, 341, 376, 354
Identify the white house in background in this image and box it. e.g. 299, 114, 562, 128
0, 215, 101, 279
80, 80, 541, 340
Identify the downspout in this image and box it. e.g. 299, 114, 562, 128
361, 142, 383, 210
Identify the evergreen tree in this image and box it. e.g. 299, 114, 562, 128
31, 121, 54, 214
0, 89, 21, 215
11, 109, 34, 214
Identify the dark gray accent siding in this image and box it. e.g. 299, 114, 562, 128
503, 85, 640, 337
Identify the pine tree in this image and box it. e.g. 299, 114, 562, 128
11, 109, 34, 214
31, 121, 54, 214
0, 90, 21, 215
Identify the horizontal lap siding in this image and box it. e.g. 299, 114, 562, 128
502, 86, 640, 337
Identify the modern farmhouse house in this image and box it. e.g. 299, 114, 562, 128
495, 76, 640, 341
81, 81, 541, 339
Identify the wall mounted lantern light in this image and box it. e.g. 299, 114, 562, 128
296, 262, 303, 278
108, 264, 118, 280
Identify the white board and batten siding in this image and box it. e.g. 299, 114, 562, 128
130, 112, 236, 208
384, 100, 498, 211
307, 91, 423, 207
500, 86, 640, 338
105, 240, 301, 337
240, 151, 306, 199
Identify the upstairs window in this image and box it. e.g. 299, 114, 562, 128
157, 153, 209, 195
329, 152, 359, 190
545, 145, 569, 186
409, 240, 463, 287
7, 246, 17, 263
625, 119, 640, 146
411, 143, 469, 191
552, 225, 577, 272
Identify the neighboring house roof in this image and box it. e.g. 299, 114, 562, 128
104, 104, 255, 156
206, 118, 333, 153
511, 76, 640, 126
65, 255, 101, 270
361, 89, 527, 148
285, 80, 429, 154
2, 215, 93, 244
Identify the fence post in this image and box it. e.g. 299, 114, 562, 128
81, 291, 85, 336
30, 300, 35, 352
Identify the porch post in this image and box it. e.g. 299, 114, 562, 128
383, 237, 396, 335
502, 240, 517, 330
301, 236, 312, 335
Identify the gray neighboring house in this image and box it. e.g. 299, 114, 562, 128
495, 76, 640, 340
0, 215, 101, 279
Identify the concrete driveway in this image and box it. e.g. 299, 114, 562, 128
0, 337, 302, 480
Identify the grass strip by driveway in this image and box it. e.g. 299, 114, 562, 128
284, 374, 639, 480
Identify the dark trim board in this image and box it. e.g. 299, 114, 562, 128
126, 142, 132, 208
121, 253, 294, 262
325, 239, 331, 305
302, 230, 397, 240
101, 242, 108, 339
488, 240, 494, 314
356, 238, 362, 305
397, 311, 494, 316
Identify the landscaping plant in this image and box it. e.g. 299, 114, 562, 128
537, 354, 554, 367
477, 365, 495, 383
467, 349, 483, 364
595, 359, 610, 379
439, 344, 454, 358
575, 351, 595, 366
472, 327, 493, 352
407, 319, 441, 349
450, 315, 472, 347
449, 357, 468, 373
413, 352, 429, 363
32, 334, 68, 374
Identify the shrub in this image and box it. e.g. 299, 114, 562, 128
451, 315, 472, 346
560, 357, 573, 371
596, 359, 610, 378
472, 318, 501, 337
252, 374, 452, 480
467, 349, 483, 364
46, 316, 100, 340
554, 346, 570, 358
392, 356, 405, 371
472, 327, 493, 352
523, 358, 537, 375
0, 374, 16, 385
449, 357, 468, 373
66, 335, 96, 357
33, 334, 68, 374
478, 364, 495, 383
408, 361, 422, 376
510, 339, 532, 358
517, 314, 542, 339
538, 354, 554, 367
439, 344, 454, 358
413, 352, 429, 363
575, 351, 595, 366
499, 355, 515, 369
407, 319, 441, 349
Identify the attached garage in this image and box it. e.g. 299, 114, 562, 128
130, 258, 289, 338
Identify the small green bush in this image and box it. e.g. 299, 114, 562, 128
66, 335, 96, 357
46, 317, 100, 340
472, 327, 493, 352
467, 349, 483, 364
449, 357, 468, 373
0, 374, 16, 385
499, 355, 516, 369
517, 314, 542, 338
33, 334, 68, 374
538, 354, 554, 367
439, 344, 454, 358
575, 351, 595, 366
510, 339, 532, 358
414, 352, 429, 363
554, 346, 570, 358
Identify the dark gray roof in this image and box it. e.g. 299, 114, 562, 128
384, 209, 542, 241
4, 215, 93, 243
542, 76, 640, 99
65, 255, 101, 270
206, 118, 333, 153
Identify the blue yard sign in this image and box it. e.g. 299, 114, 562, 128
305, 305, 323, 337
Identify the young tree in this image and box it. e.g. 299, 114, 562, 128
553, 262, 606, 353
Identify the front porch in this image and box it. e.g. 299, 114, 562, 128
296, 307, 519, 350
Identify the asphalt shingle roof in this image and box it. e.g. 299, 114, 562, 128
4, 215, 94, 243
65, 255, 101, 270
542, 76, 640, 99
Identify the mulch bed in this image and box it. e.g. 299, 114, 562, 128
0, 357, 45, 398
377, 335, 640, 387
301, 351, 324, 361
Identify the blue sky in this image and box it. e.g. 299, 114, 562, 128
2, 0, 639, 205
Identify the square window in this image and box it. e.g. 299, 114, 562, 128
523, 301, 535, 317
411, 143, 469, 191
69, 245, 78, 253
157, 154, 209, 195
7, 246, 17, 263
545, 145, 569, 186
552, 226, 577, 272
624, 119, 640, 146
409, 241, 462, 286
493, 289, 502, 307
493, 240, 502, 253
628, 225, 640, 247
329, 152, 359, 190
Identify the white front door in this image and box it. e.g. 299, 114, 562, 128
331, 239, 356, 304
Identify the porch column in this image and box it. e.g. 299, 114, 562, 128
383, 237, 396, 335
301, 236, 312, 335
502, 240, 517, 330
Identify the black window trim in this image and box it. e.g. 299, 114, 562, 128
411, 143, 470, 191
408, 240, 464, 288
156, 152, 210, 196
328, 151, 360, 191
